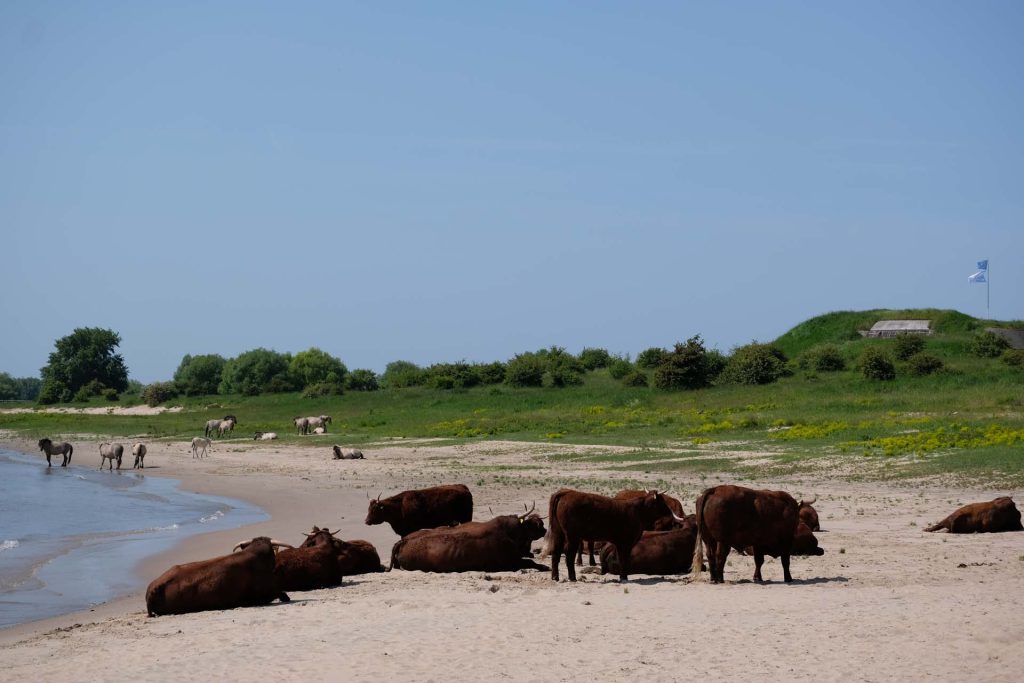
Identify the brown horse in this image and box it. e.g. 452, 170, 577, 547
38, 438, 73, 467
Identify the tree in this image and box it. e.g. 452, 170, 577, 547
38, 328, 129, 404
636, 347, 667, 369
289, 348, 348, 389
346, 369, 380, 391
219, 349, 298, 395
578, 347, 612, 370
0, 373, 20, 400
504, 353, 546, 387
173, 354, 227, 396
381, 361, 425, 388
720, 342, 790, 385
654, 336, 715, 390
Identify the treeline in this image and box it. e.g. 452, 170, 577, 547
0, 373, 42, 401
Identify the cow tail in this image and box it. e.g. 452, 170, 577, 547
924, 515, 949, 533
541, 490, 566, 557
389, 539, 404, 571
691, 489, 709, 581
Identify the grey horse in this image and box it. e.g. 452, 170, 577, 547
132, 443, 147, 469
205, 415, 238, 438
99, 443, 124, 470
293, 416, 309, 435
306, 415, 332, 433
191, 437, 212, 459
332, 445, 364, 460
38, 438, 74, 467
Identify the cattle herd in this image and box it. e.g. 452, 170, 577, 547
33, 423, 1022, 619
141, 478, 1024, 618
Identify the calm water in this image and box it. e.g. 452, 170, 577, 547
0, 448, 267, 628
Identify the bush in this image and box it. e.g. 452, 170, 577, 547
705, 349, 728, 381
893, 334, 926, 361
173, 354, 227, 396
381, 361, 425, 388
141, 381, 179, 407
540, 347, 585, 387
608, 358, 633, 380
860, 348, 896, 381
505, 353, 546, 387
971, 331, 1010, 358
102, 388, 120, 401
1001, 350, 1024, 368
720, 342, 789, 385
347, 369, 380, 391
813, 344, 846, 371
621, 370, 649, 387
578, 348, 612, 371
424, 362, 481, 390
476, 362, 506, 385
302, 381, 344, 398
219, 349, 299, 395
654, 336, 715, 390
123, 379, 144, 396
72, 379, 108, 402
907, 352, 944, 376
290, 348, 348, 389
636, 347, 667, 369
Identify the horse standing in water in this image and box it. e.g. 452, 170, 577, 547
99, 443, 124, 470
38, 438, 74, 467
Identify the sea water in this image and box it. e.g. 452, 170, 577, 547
0, 448, 267, 628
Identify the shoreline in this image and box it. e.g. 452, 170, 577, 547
0, 437, 400, 644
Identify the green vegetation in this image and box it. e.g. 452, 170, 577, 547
4, 308, 1023, 486
0, 373, 41, 401
38, 328, 129, 404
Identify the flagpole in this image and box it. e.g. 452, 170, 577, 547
987, 261, 990, 317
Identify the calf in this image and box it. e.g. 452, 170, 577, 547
925, 497, 1023, 533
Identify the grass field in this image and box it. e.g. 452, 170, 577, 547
3, 309, 1022, 486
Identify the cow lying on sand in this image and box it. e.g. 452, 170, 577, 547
925, 497, 1023, 533
574, 489, 687, 567
600, 520, 698, 577
300, 526, 386, 574
391, 509, 547, 573
146, 537, 292, 616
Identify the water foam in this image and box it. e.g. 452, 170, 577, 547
0, 540, 19, 552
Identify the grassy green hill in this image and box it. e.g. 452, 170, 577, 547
3, 308, 1022, 485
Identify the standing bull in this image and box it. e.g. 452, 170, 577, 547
390, 507, 547, 573
145, 537, 293, 616
365, 484, 474, 537
547, 488, 673, 582
689, 484, 801, 584
924, 497, 1023, 533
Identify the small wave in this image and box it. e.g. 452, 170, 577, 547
151, 524, 179, 531
1, 540, 19, 552
199, 510, 224, 524
76, 475, 86, 480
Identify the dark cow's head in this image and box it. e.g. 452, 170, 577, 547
798, 497, 820, 532
232, 536, 294, 555
299, 526, 340, 548
792, 522, 825, 556
365, 493, 397, 526
638, 490, 673, 526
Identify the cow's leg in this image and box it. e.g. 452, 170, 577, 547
588, 540, 596, 567
550, 534, 562, 581
714, 542, 730, 583
574, 540, 583, 566
781, 554, 792, 583
614, 543, 631, 582
753, 552, 765, 582
564, 535, 579, 582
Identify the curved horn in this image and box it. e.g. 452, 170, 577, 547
269, 540, 294, 549
329, 528, 341, 536
518, 501, 536, 519
232, 540, 249, 552
668, 509, 687, 523
802, 496, 817, 506
377, 491, 383, 501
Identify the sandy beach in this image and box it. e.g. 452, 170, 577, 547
2, 436, 1023, 682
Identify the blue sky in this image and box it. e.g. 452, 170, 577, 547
2, 1, 1021, 382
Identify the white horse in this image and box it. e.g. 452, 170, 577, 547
191, 437, 212, 459
332, 445, 364, 460
313, 426, 326, 435
253, 432, 278, 441
99, 443, 124, 470
306, 415, 332, 433
132, 443, 147, 469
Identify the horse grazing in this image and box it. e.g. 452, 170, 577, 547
132, 443, 147, 469
99, 443, 124, 470
38, 438, 74, 467
191, 437, 212, 459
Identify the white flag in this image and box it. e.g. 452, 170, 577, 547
968, 270, 987, 284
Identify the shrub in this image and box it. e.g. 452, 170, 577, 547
102, 388, 119, 401
908, 352, 944, 376
219, 349, 298, 395
347, 369, 380, 391
505, 353, 546, 387
654, 336, 715, 390
541, 346, 585, 387
813, 344, 846, 371
123, 379, 144, 396
381, 361, 425, 388
476, 362, 506, 385
578, 348, 612, 371
621, 370, 649, 387
72, 386, 95, 403
971, 331, 1010, 358
893, 334, 926, 361
290, 348, 348, 389
173, 354, 227, 396
141, 381, 179, 407
302, 381, 344, 398
424, 362, 481, 390
608, 358, 633, 380
720, 342, 789, 385
636, 347, 667, 369
705, 349, 728, 381
860, 348, 896, 381
1002, 350, 1024, 368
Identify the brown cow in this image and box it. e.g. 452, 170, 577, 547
924, 497, 1023, 533
689, 484, 800, 583
743, 521, 824, 557
300, 526, 386, 574
574, 490, 687, 566
145, 537, 292, 616
799, 497, 820, 531
548, 488, 673, 582
274, 533, 344, 591
391, 510, 547, 572
600, 516, 698, 576
365, 484, 474, 537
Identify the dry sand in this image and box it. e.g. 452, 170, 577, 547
2, 436, 1023, 682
